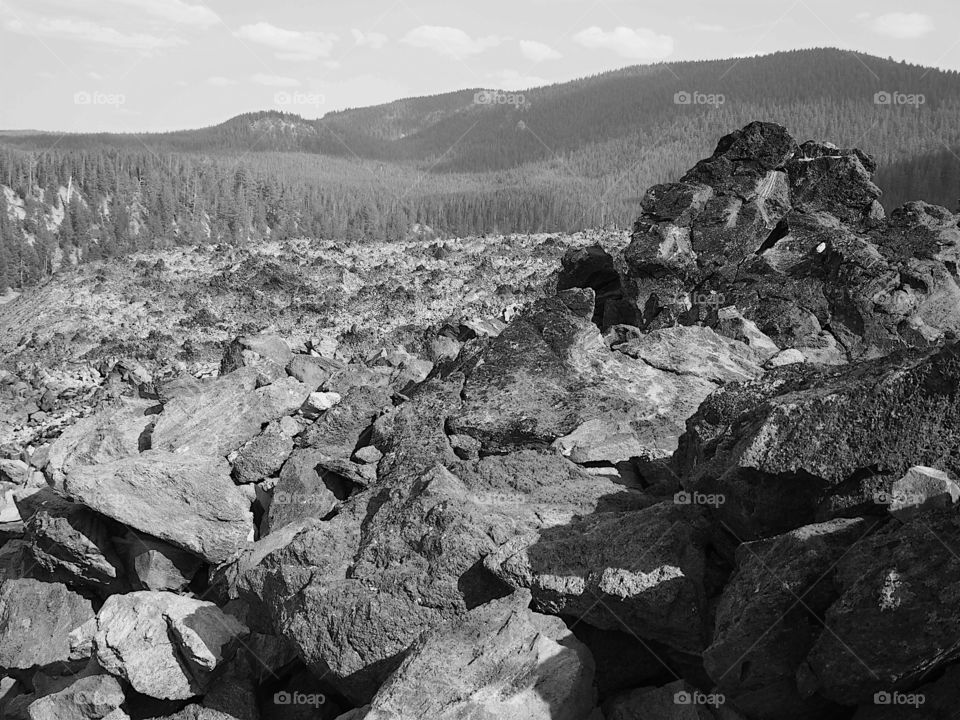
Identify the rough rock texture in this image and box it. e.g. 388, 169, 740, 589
604, 680, 741, 719
25, 674, 125, 720
14, 488, 126, 594
351, 591, 596, 720
448, 289, 762, 463
263, 449, 339, 534
886, 465, 960, 520
676, 343, 960, 538
92, 591, 248, 700
220, 333, 293, 382
113, 530, 202, 591
617, 121, 960, 361
151, 369, 309, 457
64, 451, 253, 563
0, 579, 95, 670
231, 424, 294, 485
486, 501, 711, 654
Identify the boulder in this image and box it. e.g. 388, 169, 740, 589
0, 579, 95, 670
486, 501, 711, 654
220, 333, 292, 382
14, 488, 126, 594
151, 370, 309, 457
25, 674, 124, 720
676, 343, 960, 538
263, 449, 339, 534
64, 450, 253, 563
885, 465, 960, 520
286, 354, 343, 391
91, 591, 247, 700
231, 424, 294, 485
113, 530, 202, 591
354, 591, 596, 720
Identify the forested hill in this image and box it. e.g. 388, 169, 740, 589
1, 47, 959, 291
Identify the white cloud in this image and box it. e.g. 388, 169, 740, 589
870, 13, 934, 39
402, 25, 502, 60
251, 73, 301, 88
352, 29, 388, 49
104, 0, 220, 28
573, 26, 673, 60
207, 76, 238, 87
2, 10, 182, 50
236, 22, 338, 61
488, 69, 546, 90
519, 40, 561, 62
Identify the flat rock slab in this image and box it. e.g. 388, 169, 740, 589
25, 674, 125, 720
64, 450, 253, 563
151, 370, 309, 457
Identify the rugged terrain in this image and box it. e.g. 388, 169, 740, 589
3, 121, 960, 719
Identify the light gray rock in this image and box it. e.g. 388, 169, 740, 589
885, 466, 960, 520
26, 674, 124, 720
64, 450, 253, 563
231, 424, 294, 485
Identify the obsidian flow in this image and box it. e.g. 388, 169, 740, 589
2, 121, 960, 719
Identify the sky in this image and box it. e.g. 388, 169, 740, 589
0, 0, 958, 132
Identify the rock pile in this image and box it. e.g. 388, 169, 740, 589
3, 122, 960, 719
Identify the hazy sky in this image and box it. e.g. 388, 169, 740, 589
1, 0, 958, 132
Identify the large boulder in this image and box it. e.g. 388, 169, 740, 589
0, 579, 95, 670
91, 591, 248, 700
25, 674, 125, 720
64, 451, 253, 563
348, 591, 596, 720
447, 289, 762, 463
151, 370, 309, 457
676, 343, 960, 538
14, 488, 126, 594
486, 501, 711, 654
220, 333, 293, 382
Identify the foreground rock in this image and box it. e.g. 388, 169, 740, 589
676, 343, 960, 538
64, 451, 253, 563
345, 591, 596, 720
25, 674, 125, 720
91, 591, 248, 700
0, 579, 94, 670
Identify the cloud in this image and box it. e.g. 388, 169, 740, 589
573, 26, 673, 60
251, 73, 301, 88
2, 9, 182, 50
103, 0, 220, 27
235, 22, 338, 61
488, 69, 546, 90
870, 13, 934, 39
352, 29, 388, 49
402, 25, 502, 60
207, 76, 238, 87
519, 40, 561, 62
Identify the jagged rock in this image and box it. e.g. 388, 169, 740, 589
676, 343, 960, 538
223, 377, 650, 702
263, 449, 339, 534
714, 307, 781, 362
14, 488, 126, 594
220, 333, 293, 382
486, 501, 710, 654
298, 385, 391, 458
800, 507, 960, 704
353, 446, 382, 465
350, 591, 596, 720
91, 591, 247, 700
558, 244, 633, 329
300, 391, 342, 420
231, 424, 294, 485
885, 465, 960, 520
25, 674, 124, 720
616, 121, 960, 359
704, 518, 872, 719
64, 450, 253, 563
286, 354, 343, 391
151, 369, 309, 457
43, 398, 156, 488
448, 289, 761, 463
113, 530, 202, 591
0, 579, 95, 670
